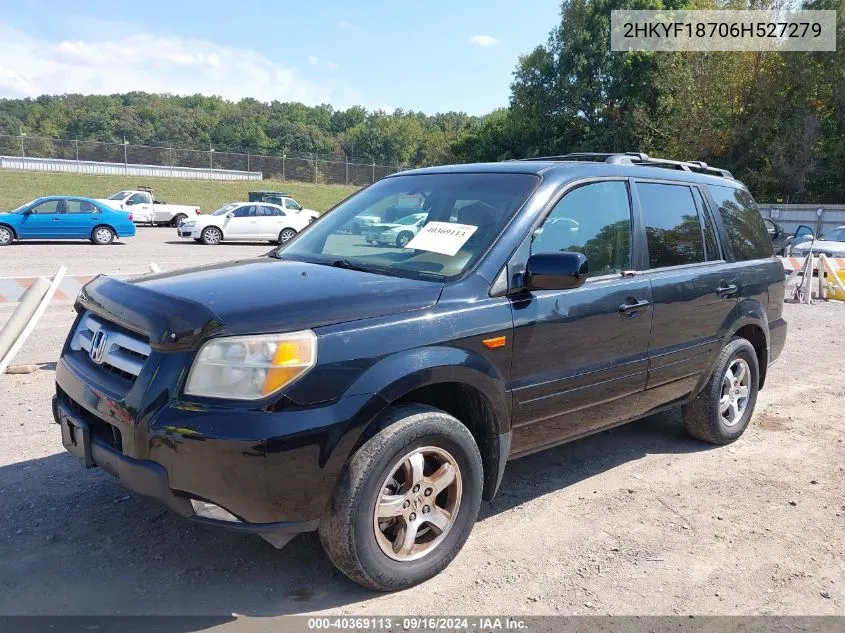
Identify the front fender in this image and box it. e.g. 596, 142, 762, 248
343, 344, 511, 436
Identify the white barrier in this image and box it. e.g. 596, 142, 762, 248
0, 266, 66, 375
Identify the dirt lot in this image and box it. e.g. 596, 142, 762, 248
1, 292, 843, 617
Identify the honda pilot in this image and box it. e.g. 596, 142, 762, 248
54, 153, 787, 591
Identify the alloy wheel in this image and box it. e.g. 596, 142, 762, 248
0, 226, 11, 245
373, 446, 462, 562
720, 358, 751, 427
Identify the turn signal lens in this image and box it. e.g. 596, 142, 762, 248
185, 331, 317, 400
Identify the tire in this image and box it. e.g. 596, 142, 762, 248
171, 214, 187, 228
91, 226, 115, 245
395, 231, 414, 248
0, 224, 13, 246
682, 337, 759, 445
278, 228, 297, 244
201, 226, 223, 245
319, 404, 483, 592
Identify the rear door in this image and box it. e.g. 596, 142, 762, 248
222, 204, 258, 239
509, 179, 654, 455
634, 181, 739, 410
256, 205, 286, 238
17, 199, 64, 238
62, 199, 100, 237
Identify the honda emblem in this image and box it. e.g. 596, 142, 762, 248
89, 330, 108, 365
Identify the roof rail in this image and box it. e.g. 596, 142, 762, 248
516, 152, 733, 179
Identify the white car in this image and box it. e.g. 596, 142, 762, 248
261, 195, 320, 223
790, 225, 845, 258
97, 189, 201, 227
363, 213, 428, 248
177, 202, 311, 245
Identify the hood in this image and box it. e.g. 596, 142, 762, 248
95, 199, 123, 210
793, 239, 845, 253
78, 258, 443, 349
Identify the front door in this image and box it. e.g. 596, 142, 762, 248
222, 204, 259, 239
509, 180, 653, 456
633, 181, 740, 410
256, 205, 286, 239
17, 199, 63, 238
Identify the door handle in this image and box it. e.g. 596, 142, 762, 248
619, 299, 650, 315
716, 283, 738, 297
53, 218, 61, 221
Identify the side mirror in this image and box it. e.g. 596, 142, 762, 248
124, 199, 135, 206
525, 252, 588, 291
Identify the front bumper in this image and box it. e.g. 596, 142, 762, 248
53, 395, 318, 539
177, 226, 199, 238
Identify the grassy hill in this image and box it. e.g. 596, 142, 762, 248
0, 171, 360, 214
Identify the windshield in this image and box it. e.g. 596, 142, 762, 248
108, 191, 132, 200
276, 172, 539, 280
9, 201, 32, 214
212, 203, 240, 216
822, 228, 845, 241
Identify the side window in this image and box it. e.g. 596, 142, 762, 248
284, 198, 302, 211
693, 188, 720, 261
532, 181, 632, 277
127, 193, 148, 205
636, 183, 706, 268
233, 205, 256, 218
66, 200, 97, 214
29, 200, 62, 214
708, 185, 773, 260
260, 205, 283, 216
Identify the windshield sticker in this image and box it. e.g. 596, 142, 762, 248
405, 222, 478, 256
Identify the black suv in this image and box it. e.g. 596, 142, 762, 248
54, 153, 786, 591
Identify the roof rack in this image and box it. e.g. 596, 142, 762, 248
517, 152, 733, 179
137, 185, 154, 193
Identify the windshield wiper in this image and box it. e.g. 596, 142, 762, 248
329, 259, 372, 272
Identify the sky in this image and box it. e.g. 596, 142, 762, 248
0, 0, 561, 115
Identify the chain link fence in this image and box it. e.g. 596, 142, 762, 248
0, 135, 406, 186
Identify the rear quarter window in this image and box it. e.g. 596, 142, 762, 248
708, 185, 773, 261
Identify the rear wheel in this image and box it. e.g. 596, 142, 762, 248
201, 226, 223, 245
91, 226, 115, 245
0, 224, 13, 246
682, 337, 759, 444
171, 213, 187, 227
319, 404, 483, 592
278, 228, 297, 244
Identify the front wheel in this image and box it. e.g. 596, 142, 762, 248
201, 226, 223, 245
91, 226, 115, 245
682, 337, 759, 444
395, 231, 414, 248
278, 228, 297, 244
0, 224, 13, 246
319, 404, 483, 592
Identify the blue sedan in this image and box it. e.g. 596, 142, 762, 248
0, 196, 136, 246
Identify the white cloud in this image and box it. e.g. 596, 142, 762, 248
337, 20, 354, 29
0, 22, 364, 107
327, 61, 338, 69
470, 34, 499, 47
308, 54, 319, 66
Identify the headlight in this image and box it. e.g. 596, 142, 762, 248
185, 331, 317, 400
181, 221, 196, 228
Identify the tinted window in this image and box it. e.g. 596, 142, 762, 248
693, 188, 720, 261
29, 200, 62, 214
280, 173, 539, 280
260, 205, 282, 216
66, 200, 97, 214
284, 198, 302, 211
637, 183, 705, 268
709, 185, 772, 260
532, 181, 632, 277
233, 205, 256, 218
127, 193, 149, 204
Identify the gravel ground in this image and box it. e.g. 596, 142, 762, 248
1, 295, 843, 618
0, 226, 276, 277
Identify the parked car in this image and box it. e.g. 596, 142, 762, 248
248, 190, 290, 202
790, 224, 845, 257
0, 196, 135, 245
97, 187, 201, 227
54, 152, 786, 592
364, 212, 428, 247
763, 217, 791, 255
344, 212, 382, 235
260, 195, 320, 223
177, 201, 311, 245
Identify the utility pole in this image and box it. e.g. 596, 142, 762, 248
209, 143, 215, 170
123, 136, 128, 174
74, 138, 79, 173
19, 126, 25, 160
372, 160, 376, 184
247, 149, 250, 173
314, 153, 318, 184
282, 153, 286, 182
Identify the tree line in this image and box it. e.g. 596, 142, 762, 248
1, 0, 843, 202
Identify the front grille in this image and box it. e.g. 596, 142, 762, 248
58, 388, 123, 452
70, 313, 151, 381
